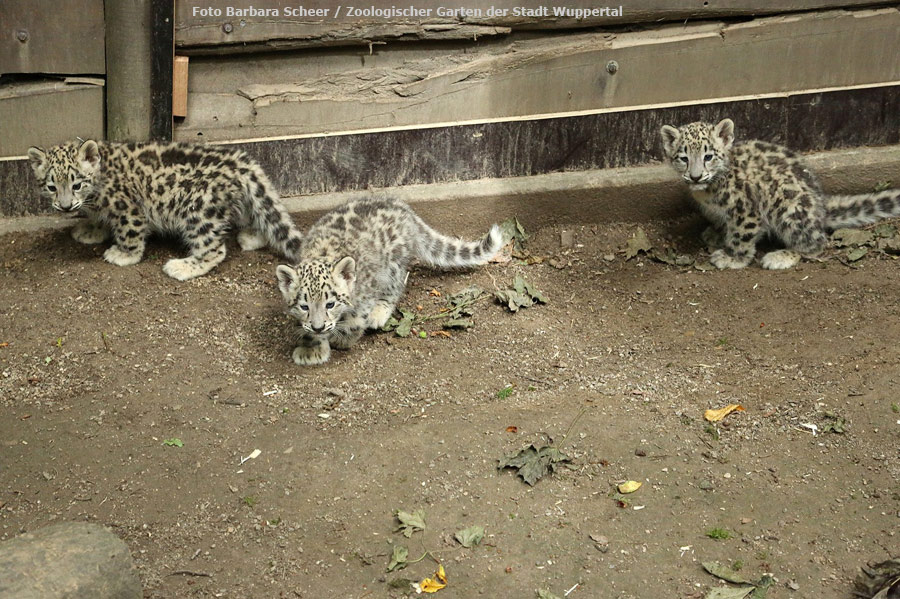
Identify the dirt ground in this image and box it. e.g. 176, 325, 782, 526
1, 209, 898, 599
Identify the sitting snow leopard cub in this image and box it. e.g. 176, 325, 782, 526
28, 140, 303, 280
275, 198, 502, 365
660, 118, 900, 270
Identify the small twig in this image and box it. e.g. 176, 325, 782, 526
557, 407, 588, 451
168, 570, 211, 577
100, 331, 111, 353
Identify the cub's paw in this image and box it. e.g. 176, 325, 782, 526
292, 340, 331, 366
367, 302, 394, 330
103, 246, 142, 267
163, 257, 212, 281
237, 229, 267, 252
760, 250, 800, 270
710, 249, 750, 270
71, 222, 109, 245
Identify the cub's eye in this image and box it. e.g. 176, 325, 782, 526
678, 156, 688, 163
299, 304, 309, 312
325, 301, 335, 309
46, 184, 57, 192
72, 182, 82, 191
703, 154, 714, 162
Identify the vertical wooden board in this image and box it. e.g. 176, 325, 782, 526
106, 0, 153, 142
0, 0, 105, 74
149, 0, 175, 140
173, 56, 189, 117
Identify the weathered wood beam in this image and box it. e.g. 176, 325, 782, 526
174, 0, 898, 52
177, 8, 900, 142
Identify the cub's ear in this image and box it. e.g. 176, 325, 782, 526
332, 256, 356, 287
27, 147, 48, 178
659, 125, 681, 157
76, 139, 101, 170
275, 265, 299, 300
713, 119, 735, 149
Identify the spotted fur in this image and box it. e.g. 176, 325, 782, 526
660, 119, 900, 270
275, 198, 502, 365
28, 140, 303, 280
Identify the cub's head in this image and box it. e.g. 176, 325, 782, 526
660, 118, 734, 189
276, 257, 355, 335
28, 139, 101, 212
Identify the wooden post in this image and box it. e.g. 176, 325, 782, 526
105, 0, 152, 141
149, 0, 175, 140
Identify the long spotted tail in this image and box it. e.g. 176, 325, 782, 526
410, 212, 502, 268
825, 189, 900, 228
241, 164, 303, 261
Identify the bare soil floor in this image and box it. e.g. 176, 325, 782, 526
1, 212, 898, 599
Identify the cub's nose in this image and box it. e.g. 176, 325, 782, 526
311, 324, 325, 333
689, 173, 703, 182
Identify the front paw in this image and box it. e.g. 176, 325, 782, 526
710, 249, 750, 270
292, 340, 331, 365
72, 222, 109, 245
367, 302, 394, 330
103, 246, 142, 266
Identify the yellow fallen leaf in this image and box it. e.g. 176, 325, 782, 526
419, 564, 447, 593
618, 480, 642, 494
704, 404, 745, 422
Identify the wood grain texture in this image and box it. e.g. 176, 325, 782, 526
0, 0, 105, 74
174, 0, 897, 51
173, 56, 190, 117
176, 8, 900, 142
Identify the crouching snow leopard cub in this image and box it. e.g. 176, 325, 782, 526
28, 140, 303, 280
275, 198, 502, 366
660, 118, 900, 270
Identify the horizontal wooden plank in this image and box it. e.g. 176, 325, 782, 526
0, 81, 105, 158
0, 0, 105, 74
3, 85, 897, 217
174, 0, 896, 51
176, 7, 900, 142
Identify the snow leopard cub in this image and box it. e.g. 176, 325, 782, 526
28, 139, 303, 280
275, 198, 502, 365
660, 118, 900, 270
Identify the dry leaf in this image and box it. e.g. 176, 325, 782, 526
419, 564, 447, 593
431, 331, 451, 338
704, 404, 745, 422
617, 480, 642, 494
429, 289, 442, 297
506, 426, 518, 433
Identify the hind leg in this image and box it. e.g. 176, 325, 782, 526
292, 334, 331, 365
164, 225, 228, 281
237, 229, 267, 252
773, 196, 828, 265
760, 250, 801, 270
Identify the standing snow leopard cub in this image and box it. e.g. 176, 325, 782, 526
28, 140, 303, 280
275, 198, 502, 366
660, 119, 900, 270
